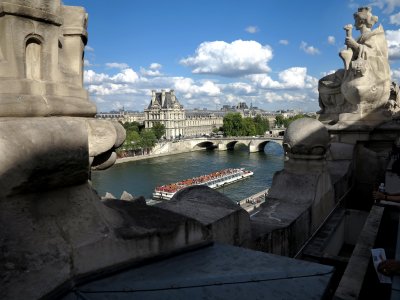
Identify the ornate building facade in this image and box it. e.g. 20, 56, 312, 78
144, 90, 223, 139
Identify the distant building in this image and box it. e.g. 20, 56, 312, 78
144, 90, 224, 139
96, 109, 145, 124
144, 89, 185, 139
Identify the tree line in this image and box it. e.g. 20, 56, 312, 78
118, 121, 165, 157
274, 114, 314, 128
221, 112, 313, 137
222, 113, 270, 137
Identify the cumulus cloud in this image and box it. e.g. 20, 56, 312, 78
149, 63, 162, 70
83, 63, 320, 112
245, 26, 259, 33
390, 11, 400, 24
300, 41, 320, 55
85, 45, 94, 52
328, 36, 336, 45
180, 40, 273, 77
279, 39, 289, 45
84, 68, 139, 85
249, 67, 318, 90
392, 68, 400, 81
223, 82, 255, 95
140, 63, 163, 76
105, 62, 129, 70
84, 59, 92, 67
263, 91, 308, 103
386, 29, 400, 60
369, 0, 400, 14
173, 77, 221, 97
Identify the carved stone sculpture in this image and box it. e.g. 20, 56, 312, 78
0, 2, 209, 299
318, 7, 399, 125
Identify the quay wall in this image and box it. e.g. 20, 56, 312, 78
116, 140, 203, 164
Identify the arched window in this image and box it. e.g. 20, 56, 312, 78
25, 37, 42, 80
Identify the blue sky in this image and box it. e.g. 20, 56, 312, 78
64, 0, 400, 112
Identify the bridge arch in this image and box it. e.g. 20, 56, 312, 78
226, 140, 250, 150
192, 141, 217, 150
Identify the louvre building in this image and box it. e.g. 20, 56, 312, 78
144, 90, 223, 139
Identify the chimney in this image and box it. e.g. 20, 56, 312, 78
170, 89, 175, 102
161, 89, 166, 107
151, 90, 156, 104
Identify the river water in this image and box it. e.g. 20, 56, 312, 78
91, 142, 284, 202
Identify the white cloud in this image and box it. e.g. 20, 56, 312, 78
249, 67, 318, 90
279, 39, 289, 45
278, 67, 317, 89
140, 63, 163, 76
223, 82, 255, 94
84, 59, 92, 67
140, 68, 162, 76
150, 63, 162, 70
105, 62, 129, 70
83, 64, 320, 112
180, 40, 273, 77
173, 77, 221, 97
390, 11, 400, 24
328, 36, 336, 45
263, 91, 308, 103
84, 68, 139, 85
245, 26, 259, 33
84, 70, 110, 84
111, 68, 139, 83
248, 74, 281, 89
369, 0, 400, 14
300, 41, 320, 55
386, 29, 400, 60
85, 45, 94, 52
392, 68, 400, 81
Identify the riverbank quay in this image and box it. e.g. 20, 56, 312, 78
116, 149, 197, 164
116, 140, 205, 164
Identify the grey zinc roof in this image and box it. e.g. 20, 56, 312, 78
62, 243, 334, 300
148, 91, 183, 109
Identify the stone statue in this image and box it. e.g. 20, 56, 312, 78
318, 7, 398, 125
0, 3, 210, 299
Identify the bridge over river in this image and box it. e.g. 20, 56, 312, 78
184, 136, 283, 153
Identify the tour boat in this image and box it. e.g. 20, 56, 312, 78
152, 168, 253, 200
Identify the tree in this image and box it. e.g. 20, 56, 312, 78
223, 113, 243, 136
139, 129, 157, 150
120, 121, 141, 133
275, 115, 285, 128
151, 122, 166, 140
253, 114, 269, 135
242, 117, 256, 136
122, 130, 141, 150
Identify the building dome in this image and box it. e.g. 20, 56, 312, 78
283, 118, 330, 157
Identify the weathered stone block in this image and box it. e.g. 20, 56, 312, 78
157, 186, 251, 246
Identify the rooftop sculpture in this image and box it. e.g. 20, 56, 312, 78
318, 7, 399, 126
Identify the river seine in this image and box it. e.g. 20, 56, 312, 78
91, 142, 284, 202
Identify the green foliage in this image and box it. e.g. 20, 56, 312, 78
275, 114, 310, 128
242, 117, 256, 136
223, 113, 243, 136
139, 129, 157, 149
275, 115, 286, 127
119, 121, 157, 153
122, 130, 141, 150
120, 121, 141, 133
222, 113, 270, 136
253, 114, 270, 135
151, 122, 166, 140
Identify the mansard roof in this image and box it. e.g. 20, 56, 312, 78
147, 90, 183, 109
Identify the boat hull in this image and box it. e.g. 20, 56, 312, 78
153, 168, 253, 200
